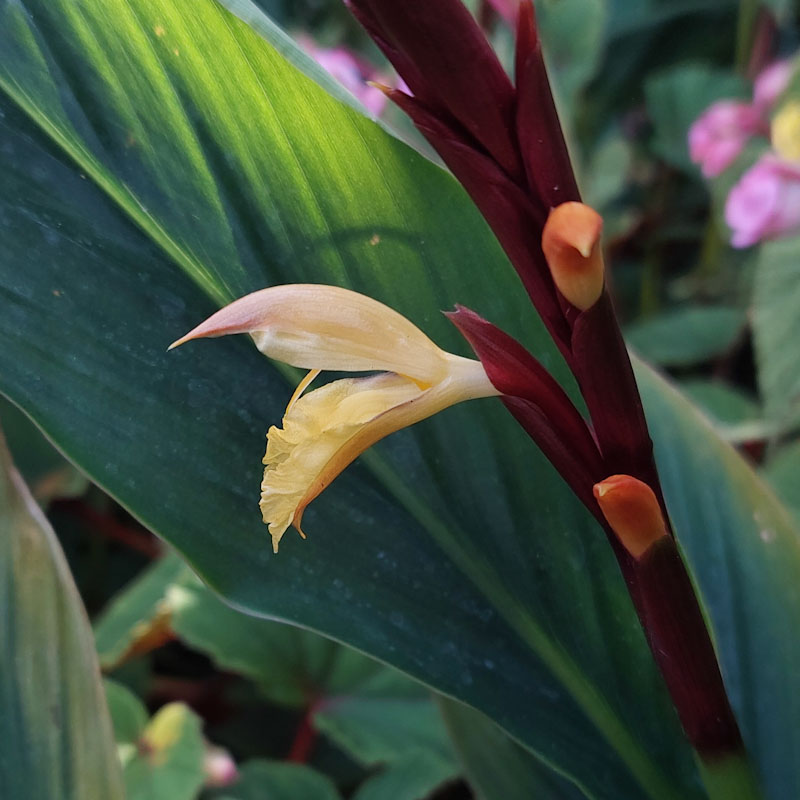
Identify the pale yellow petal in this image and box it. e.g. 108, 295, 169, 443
261, 356, 499, 552
170, 284, 448, 384
261, 373, 424, 551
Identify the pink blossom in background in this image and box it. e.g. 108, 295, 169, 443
485, 0, 520, 23
299, 36, 390, 116
203, 745, 239, 788
725, 155, 800, 247
754, 59, 795, 110
688, 100, 764, 177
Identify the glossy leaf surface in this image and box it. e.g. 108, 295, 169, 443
209, 760, 341, 800
439, 698, 588, 800
753, 236, 800, 429
638, 366, 800, 800
0, 430, 124, 800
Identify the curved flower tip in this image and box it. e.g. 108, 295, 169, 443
169, 283, 447, 384
541, 202, 605, 311
593, 475, 668, 559
172, 285, 499, 553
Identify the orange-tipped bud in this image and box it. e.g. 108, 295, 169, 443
542, 202, 605, 311
593, 475, 668, 559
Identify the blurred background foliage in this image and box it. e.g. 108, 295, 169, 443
1, 1, 798, 798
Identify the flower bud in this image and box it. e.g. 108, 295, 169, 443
593, 475, 668, 559
541, 202, 605, 311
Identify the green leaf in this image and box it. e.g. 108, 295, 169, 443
105, 680, 209, 800
118, 702, 207, 800
753, 236, 800, 430
169, 571, 457, 771
645, 65, 750, 171
0, 2, 797, 798
0, 429, 124, 800
209, 760, 341, 800
94, 551, 188, 669
538, 0, 608, 109
169, 572, 379, 708
352, 754, 456, 800
105, 679, 150, 744
102, 558, 458, 791
0, 397, 88, 503
313, 682, 454, 769
762, 440, 800, 524
439, 699, 588, 800
679, 380, 760, 427
638, 364, 800, 800
581, 133, 633, 214
625, 307, 746, 366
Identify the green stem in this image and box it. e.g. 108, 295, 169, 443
698, 753, 763, 800
735, 0, 760, 73
695, 214, 724, 282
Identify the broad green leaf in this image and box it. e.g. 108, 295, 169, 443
0, 396, 88, 503
625, 307, 746, 366
94, 550, 188, 669
581, 133, 633, 214
352, 754, 456, 800
537, 0, 608, 109
169, 572, 458, 771
753, 236, 800, 430
638, 365, 800, 800
645, 65, 749, 171
209, 760, 341, 800
679, 380, 760, 428
101, 555, 458, 792
0, 2, 797, 799
106, 679, 150, 744
169, 573, 382, 708
118, 702, 206, 800
762, 440, 800, 523
439, 699, 588, 800
0, 429, 124, 800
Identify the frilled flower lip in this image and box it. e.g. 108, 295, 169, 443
170, 284, 499, 552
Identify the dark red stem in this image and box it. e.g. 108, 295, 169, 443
346, 0, 749, 767
287, 704, 318, 763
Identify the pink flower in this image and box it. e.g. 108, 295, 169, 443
725, 155, 800, 247
299, 37, 389, 116
203, 745, 239, 788
486, 0, 520, 23
688, 100, 764, 177
754, 59, 795, 111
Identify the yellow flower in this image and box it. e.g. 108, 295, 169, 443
772, 100, 800, 162
170, 285, 499, 552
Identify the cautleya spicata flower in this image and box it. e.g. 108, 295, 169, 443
170, 285, 499, 553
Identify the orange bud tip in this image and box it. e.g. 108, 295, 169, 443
366, 80, 392, 95
542, 202, 605, 311
593, 475, 668, 559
